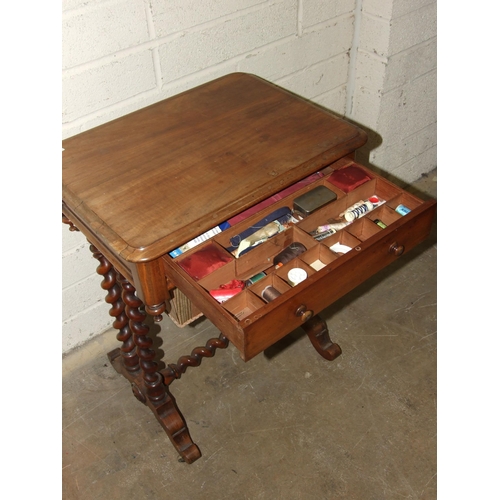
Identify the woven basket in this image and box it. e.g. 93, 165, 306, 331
167, 287, 204, 327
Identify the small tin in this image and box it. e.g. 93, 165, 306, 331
293, 186, 337, 216
395, 204, 411, 216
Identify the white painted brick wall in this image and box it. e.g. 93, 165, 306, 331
384, 38, 436, 92
150, 0, 267, 37
388, 2, 437, 57
358, 13, 391, 57
377, 70, 436, 144
157, 2, 298, 82
350, 0, 437, 183
61, 225, 114, 351
238, 16, 353, 82
277, 52, 350, 105
62, 0, 436, 352
63, 51, 157, 122
62, 0, 150, 69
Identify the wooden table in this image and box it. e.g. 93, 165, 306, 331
62, 73, 436, 463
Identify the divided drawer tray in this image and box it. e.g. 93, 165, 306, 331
163, 159, 436, 361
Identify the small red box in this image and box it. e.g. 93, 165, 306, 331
327, 165, 371, 192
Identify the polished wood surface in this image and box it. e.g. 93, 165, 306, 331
62, 73, 366, 263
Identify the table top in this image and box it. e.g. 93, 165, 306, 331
62, 73, 366, 263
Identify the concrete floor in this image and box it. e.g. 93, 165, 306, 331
62, 171, 437, 500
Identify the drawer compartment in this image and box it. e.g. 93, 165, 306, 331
162, 160, 436, 361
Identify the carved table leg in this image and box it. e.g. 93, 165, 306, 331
89, 244, 141, 379
87, 243, 200, 462
119, 278, 202, 464
302, 315, 342, 361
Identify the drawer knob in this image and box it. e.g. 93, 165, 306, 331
389, 242, 405, 256
295, 305, 313, 322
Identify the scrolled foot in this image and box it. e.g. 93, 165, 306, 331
302, 315, 342, 361
131, 383, 147, 405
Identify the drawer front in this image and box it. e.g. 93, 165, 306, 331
237, 200, 436, 359
163, 160, 436, 361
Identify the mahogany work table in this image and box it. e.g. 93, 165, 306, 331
62, 73, 436, 464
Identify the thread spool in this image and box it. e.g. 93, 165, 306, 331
261, 286, 282, 302
246, 272, 266, 286
273, 242, 307, 269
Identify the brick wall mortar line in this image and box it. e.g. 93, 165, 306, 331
381, 66, 436, 97
275, 51, 349, 82
62, 273, 100, 293
363, 1, 435, 23
62, 88, 162, 134
63, 303, 112, 328
357, 47, 388, 64
384, 36, 436, 62
63, 0, 296, 75
62, 0, 123, 16
117, 31, 346, 107
390, 0, 436, 22
382, 142, 436, 172
345, 0, 363, 118
290, 80, 347, 101
361, 10, 391, 24
301, 11, 354, 34
375, 123, 436, 154
62, 8, 353, 78
297, 0, 303, 36
144, 0, 162, 90
151, 0, 279, 38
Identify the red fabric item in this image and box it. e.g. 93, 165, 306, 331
209, 280, 246, 303
178, 243, 233, 280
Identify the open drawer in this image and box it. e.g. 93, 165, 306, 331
162, 158, 436, 361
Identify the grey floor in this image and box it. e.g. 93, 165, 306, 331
62, 171, 437, 500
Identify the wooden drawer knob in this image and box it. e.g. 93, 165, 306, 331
295, 305, 313, 322
389, 242, 405, 256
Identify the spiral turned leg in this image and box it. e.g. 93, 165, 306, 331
120, 278, 202, 464
89, 244, 141, 379
115, 273, 141, 374
162, 334, 229, 386
67, 231, 202, 462
121, 279, 165, 403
